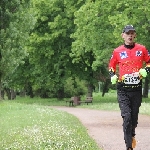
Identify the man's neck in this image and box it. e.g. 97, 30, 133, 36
124, 43, 135, 49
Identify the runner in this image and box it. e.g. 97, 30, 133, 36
108, 25, 150, 150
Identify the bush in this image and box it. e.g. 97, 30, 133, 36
64, 77, 87, 97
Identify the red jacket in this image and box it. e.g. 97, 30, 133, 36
109, 43, 150, 80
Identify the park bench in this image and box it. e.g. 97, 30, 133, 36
66, 96, 81, 106
79, 97, 93, 105
65, 97, 74, 106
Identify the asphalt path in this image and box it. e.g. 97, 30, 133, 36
52, 106, 150, 150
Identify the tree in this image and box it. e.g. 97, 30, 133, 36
0, 0, 36, 99
71, 0, 115, 96
108, 0, 150, 47
28, 0, 86, 99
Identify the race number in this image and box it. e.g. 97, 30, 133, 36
124, 72, 140, 84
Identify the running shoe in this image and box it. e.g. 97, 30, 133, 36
132, 137, 136, 148
127, 148, 133, 150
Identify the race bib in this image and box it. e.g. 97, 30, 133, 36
124, 72, 140, 84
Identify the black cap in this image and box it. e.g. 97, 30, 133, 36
122, 25, 136, 33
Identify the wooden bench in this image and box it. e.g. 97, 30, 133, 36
79, 97, 93, 105
66, 96, 81, 106
65, 97, 74, 106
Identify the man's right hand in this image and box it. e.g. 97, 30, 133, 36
139, 68, 147, 77
111, 75, 118, 84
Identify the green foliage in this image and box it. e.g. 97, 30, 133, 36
70, 0, 115, 90
64, 77, 87, 97
71, 1, 115, 72
0, 0, 36, 92
27, 0, 87, 98
108, 0, 150, 48
1, 0, 150, 99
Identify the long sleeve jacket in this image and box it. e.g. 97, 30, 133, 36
109, 43, 150, 81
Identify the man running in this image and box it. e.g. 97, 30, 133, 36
109, 25, 150, 150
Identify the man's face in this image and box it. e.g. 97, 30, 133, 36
122, 30, 136, 45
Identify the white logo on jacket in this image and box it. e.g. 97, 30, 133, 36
136, 51, 142, 56
120, 51, 128, 59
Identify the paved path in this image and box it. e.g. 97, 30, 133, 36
52, 106, 150, 150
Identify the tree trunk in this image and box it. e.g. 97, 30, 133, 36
19, 90, 26, 97
86, 83, 93, 97
1, 90, 5, 99
0, 82, 2, 100
5, 88, 11, 100
11, 89, 16, 100
102, 79, 110, 97
73, 96, 80, 105
0, 37, 2, 100
57, 88, 64, 99
142, 77, 149, 98
27, 83, 34, 98
0, 74, 2, 100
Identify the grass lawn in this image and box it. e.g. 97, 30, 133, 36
0, 91, 149, 149
0, 101, 100, 150
77, 92, 150, 116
